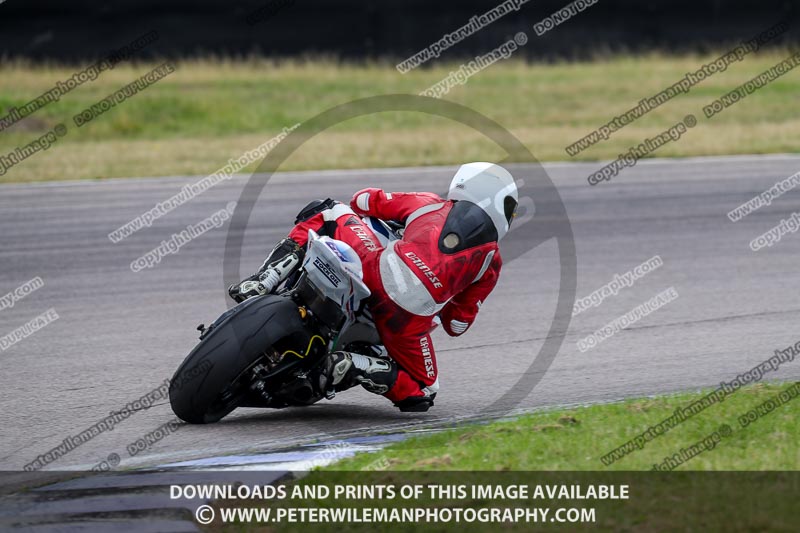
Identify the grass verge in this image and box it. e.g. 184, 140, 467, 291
325, 382, 800, 471
1, 52, 799, 183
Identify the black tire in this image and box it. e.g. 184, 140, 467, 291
169, 294, 311, 424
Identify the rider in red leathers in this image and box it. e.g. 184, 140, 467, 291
229, 162, 518, 411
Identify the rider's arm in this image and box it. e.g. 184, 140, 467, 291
439, 252, 502, 337
350, 188, 442, 223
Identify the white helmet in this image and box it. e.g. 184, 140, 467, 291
447, 162, 519, 240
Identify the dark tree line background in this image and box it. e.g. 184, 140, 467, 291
1, 0, 797, 62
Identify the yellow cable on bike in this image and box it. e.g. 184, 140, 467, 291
281, 334, 326, 359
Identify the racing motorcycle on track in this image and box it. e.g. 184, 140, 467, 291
169, 218, 401, 424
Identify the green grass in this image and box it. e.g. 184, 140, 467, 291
326, 382, 800, 471
1, 52, 800, 182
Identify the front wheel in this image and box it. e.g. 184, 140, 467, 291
169, 295, 313, 424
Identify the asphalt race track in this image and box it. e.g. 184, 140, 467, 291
2, 154, 800, 471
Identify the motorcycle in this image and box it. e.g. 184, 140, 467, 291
169, 217, 401, 424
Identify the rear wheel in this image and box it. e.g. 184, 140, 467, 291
169, 295, 313, 424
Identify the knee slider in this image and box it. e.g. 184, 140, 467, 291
394, 395, 434, 412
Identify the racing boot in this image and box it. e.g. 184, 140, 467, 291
319, 351, 435, 412
319, 351, 398, 396
228, 238, 304, 302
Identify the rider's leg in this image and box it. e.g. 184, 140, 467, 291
228, 237, 304, 302
343, 273, 441, 411
229, 199, 381, 302
319, 349, 435, 412
378, 328, 439, 412
228, 199, 340, 302
332, 298, 439, 411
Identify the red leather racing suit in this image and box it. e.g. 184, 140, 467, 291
287, 188, 502, 403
